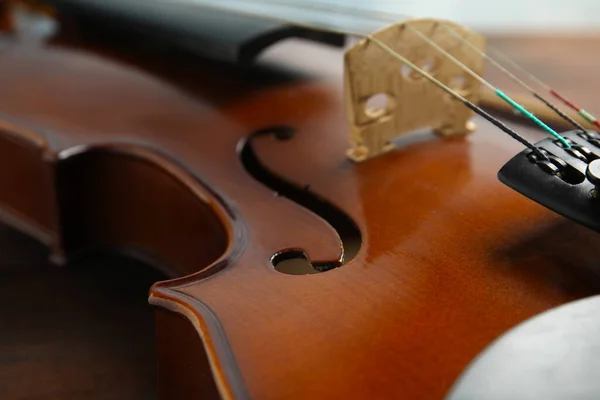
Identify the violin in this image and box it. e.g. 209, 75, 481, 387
2, 1, 600, 399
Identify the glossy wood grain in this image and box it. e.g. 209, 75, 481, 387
164, 38, 600, 398
0, 23, 343, 400
0, 122, 57, 249
2, 19, 600, 399
162, 35, 600, 399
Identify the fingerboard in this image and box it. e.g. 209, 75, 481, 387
45, 0, 349, 64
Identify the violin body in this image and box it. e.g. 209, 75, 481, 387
2, 10, 600, 399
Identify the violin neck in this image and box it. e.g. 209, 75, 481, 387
45, 0, 362, 64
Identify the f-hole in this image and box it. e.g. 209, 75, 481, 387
239, 126, 362, 275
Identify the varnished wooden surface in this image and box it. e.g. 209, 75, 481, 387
178, 35, 600, 398
2, 24, 600, 400
169, 35, 600, 399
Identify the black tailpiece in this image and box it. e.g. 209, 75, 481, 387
499, 130, 600, 233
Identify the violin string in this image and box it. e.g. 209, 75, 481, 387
441, 27, 588, 134
404, 24, 571, 147
484, 46, 600, 129
366, 35, 546, 159
264, 1, 589, 136
177, 0, 546, 155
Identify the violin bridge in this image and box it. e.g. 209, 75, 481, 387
344, 18, 485, 162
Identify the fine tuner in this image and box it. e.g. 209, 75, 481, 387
586, 159, 600, 196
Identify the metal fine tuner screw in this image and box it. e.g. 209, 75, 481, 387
586, 159, 600, 198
